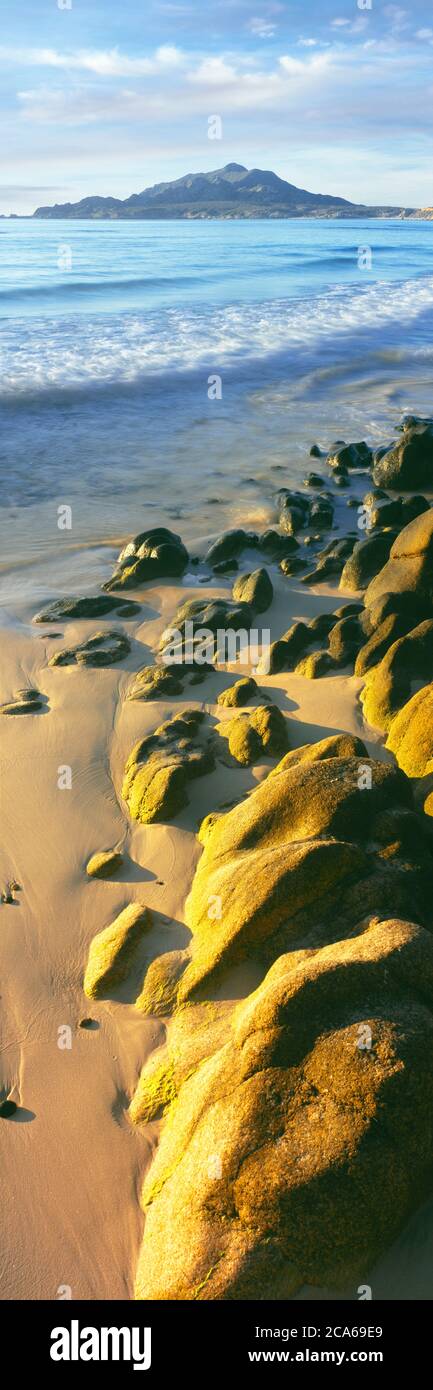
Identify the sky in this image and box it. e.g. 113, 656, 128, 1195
1, 0, 433, 213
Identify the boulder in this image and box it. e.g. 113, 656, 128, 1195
373, 423, 433, 489
217, 677, 259, 708
219, 705, 288, 766
386, 685, 433, 778
104, 528, 188, 591
84, 903, 151, 998
122, 710, 214, 825
361, 620, 433, 731
134, 916, 433, 1301
48, 630, 130, 668
340, 530, 398, 592
232, 568, 273, 614
86, 849, 123, 879
206, 530, 257, 567
364, 508, 433, 610
33, 595, 140, 622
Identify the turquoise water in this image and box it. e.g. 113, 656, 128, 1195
0, 217, 432, 556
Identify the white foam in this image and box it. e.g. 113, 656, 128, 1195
1, 274, 433, 398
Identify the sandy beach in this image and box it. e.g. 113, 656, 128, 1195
1, 411, 432, 1300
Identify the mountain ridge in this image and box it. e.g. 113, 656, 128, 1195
30, 164, 416, 221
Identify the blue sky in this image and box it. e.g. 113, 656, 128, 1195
1, 0, 433, 213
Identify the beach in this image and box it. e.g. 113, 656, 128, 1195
1, 218, 433, 1301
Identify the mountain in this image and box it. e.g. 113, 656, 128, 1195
32, 164, 414, 220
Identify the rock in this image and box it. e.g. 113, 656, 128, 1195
220, 705, 288, 766
0, 689, 44, 714
79, 1018, 97, 1030
355, 613, 417, 676
33, 595, 140, 622
49, 630, 130, 668
373, 423, 433, 489
304, 472, 324, 487
217, 677, 258, 708
366, 590, 429, 632
328, 441, 372, 471
309, 444, 322, 458
278, 491, 310, 535
122, 710, 214, 824
365, 493, 429, 530
328, 616, 363, 666
84, 903, 151, 998
206, 530, 256, 567
279, 555, 308, 576
0, 1100, 17, 1118
364, 508, 433, 610
340, 530, 398, 592
160, 598, 254, 670
232, 568, 273, 614
134, 916, 433, 1301
135, 951, 188, 1019
361, 620, 433, 731
301, 535, 356, 584
104, 527, 188, 591
309, 497, 334, 530
212, 559, 239, 575
128, 659, 215, 701
386, 685, 433, 778
274, 733, 369, 771
307, 613, 336, 638
86, 849, 124, 879
295, 651, 336, 679
225, 717, 262, 767
259, 530, 299, 558
258, 622, 311, 676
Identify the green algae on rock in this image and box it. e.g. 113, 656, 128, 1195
134, 915, 433, 1300
104, 527, 188, 591
218, 704, 288, 766
217, 676, 259, 708
232, 567, 274, 614
84, 903, 151, 999
122, 709, 214, 825
49, 629, 130, 668
86, 848, 124, 879
33, 594, 140, 622
386, 685, 433, 778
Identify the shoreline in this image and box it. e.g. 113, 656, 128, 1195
1, 414, 433, 1300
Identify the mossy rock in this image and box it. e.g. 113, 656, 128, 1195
364, 508, 433, 610
33, 594, 140, 623
135, 951, 187, 1018
232, 568, 274, 614
328, 616, 363, 666
273, 733, 369, 773
295, 651, 336, 679
361, 620, 433, 732
220, 705, 288, 766
86, 849, 123, 879
84, 903, 151, 998
135, 916, 433, 1300
386, 685, 433, 777
49, 629, 130, 668
104, 527, 188, 590
340, 530, 397, 592
123, 710, 214, 824
217, 677, 258, 708
206, 530, 256, 567
355, 613, 415, 677
372, 424, 433, 489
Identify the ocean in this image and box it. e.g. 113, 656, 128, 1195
0, 216, 432, 588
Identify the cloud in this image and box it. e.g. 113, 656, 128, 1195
0, 44, 185, 77
298, 39, 318, 48
247, 18, 277, 39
